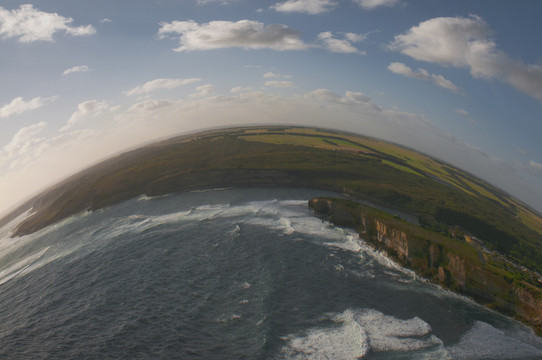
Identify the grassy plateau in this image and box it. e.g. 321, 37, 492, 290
2, 125, 542, 332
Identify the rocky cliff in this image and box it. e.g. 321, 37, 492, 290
309, 197, 542, 335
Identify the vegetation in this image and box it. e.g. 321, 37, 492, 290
2, 126, 541, 276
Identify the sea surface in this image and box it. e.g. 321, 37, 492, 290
0, 188, 541, 359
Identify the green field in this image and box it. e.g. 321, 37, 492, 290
3, 126, 542, 275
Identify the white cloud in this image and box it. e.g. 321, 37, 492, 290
190, 84, 216, 97
271, 0, 337, 15
344, 32, 368, 42
390, 15, 542, 102
62, 65, 92, 76
263, 72, 292, 79
265, 81, 296, 88
0, 4, 95, 43
354, 0, 400, 10
0, 96, 56, 118
125, 78, 202, 96
100, 18, 112, 23
316, 32, 364, 54
158, 19, 308, 52
388, 62, 460, 93
158, 20, 368, 55
61, 100, 110, 132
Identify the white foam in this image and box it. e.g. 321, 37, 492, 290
0, 208, 35, 240
447, 321, 542, 359
136, 193, 173, 201
281, 311, 369, 360
279, 217, 295, 235
281, 309, 449, 359
0, 247, 49, 286
278, 200, 307, 206
217, 313, 242, 323
324, 234, 363, 253
190, 187, 232, 193
353, 309, 442, 353
227, 224, 241, 238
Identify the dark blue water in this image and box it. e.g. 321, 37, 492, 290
0, 188, 541, 359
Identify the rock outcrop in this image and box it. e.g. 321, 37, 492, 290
309, 197, 542, 335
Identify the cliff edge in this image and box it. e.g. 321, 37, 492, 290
309, 197, 542, 335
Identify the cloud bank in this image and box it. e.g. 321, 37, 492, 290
390, 15, 542, 102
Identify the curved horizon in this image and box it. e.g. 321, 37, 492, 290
1, 1, 542, 214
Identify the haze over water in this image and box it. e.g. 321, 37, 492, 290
0, 188, 541, 359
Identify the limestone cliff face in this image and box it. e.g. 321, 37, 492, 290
516, 288, 542, 330
446, 253, 467, 289
375, 220, 409, 261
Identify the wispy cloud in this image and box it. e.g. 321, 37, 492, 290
159, 20, 308, 52
455, 109, 469, 117
61, 100, 110, 132
353, 0, 401, 10
62, 65, 92, 76
389, 15, 542, 102
529, 160, 542, 175
230, 87, 254, 93
271, 0, 337, 15
190, 84, 216, 97
0, 96, 57, 118
0, 4, 95, 43
196, 0, 235, 5
388, 62, 461, 93
125, 78, 202, 96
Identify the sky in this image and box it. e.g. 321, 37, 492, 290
1, 0, 542, 215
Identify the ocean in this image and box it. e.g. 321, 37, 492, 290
0, 188, 541, 359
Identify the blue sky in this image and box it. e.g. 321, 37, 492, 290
1, 0, 542, 215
